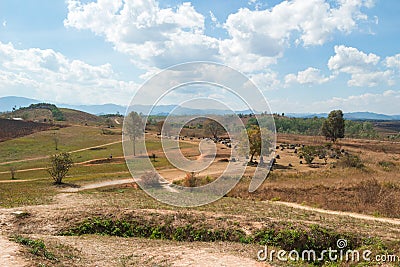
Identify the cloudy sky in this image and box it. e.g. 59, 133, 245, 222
0, 0, 399, 114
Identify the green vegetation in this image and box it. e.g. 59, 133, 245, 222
322, 110, 345, 142
337, 154, 364, 169
62, 216, 395, 264
274, 116, 378, 139
48, 152, 74, 184
298, 146, 319, 164
0, 126, 121, 163
100, 113, 123, 118
378, 160, 396, 171
11, 235, 56, 261
0, 180, 57, 207
275, 116, 323, 135
345, 120, 379, 139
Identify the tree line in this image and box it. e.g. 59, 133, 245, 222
274, 113, 378, 139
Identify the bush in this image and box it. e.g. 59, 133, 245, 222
338, 154, 364, 168
378, 161, 396, 171
299, 146, 318, 164
139, 171, 160, 187
183, 172, 197, 187
358, 179, 380, 205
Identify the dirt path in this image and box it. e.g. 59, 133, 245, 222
273, 200, 400, 226
0, 156, 126, 175
61, 178, 135, 193
0, 236, 28, 267
0, 140, 122, 166
59, 161, 230, 193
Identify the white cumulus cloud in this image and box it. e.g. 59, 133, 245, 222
285, 67, 333, 86
0, 42, 137, 105
64, 0, 375, 73
64, 0, 219, 68
386, 54, 400, 70
311, 90, 400, 114
328, 45, 394, 87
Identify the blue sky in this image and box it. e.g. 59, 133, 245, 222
0, 0, 399, 114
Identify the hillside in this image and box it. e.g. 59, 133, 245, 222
0, 118, 62, 142
0, 103, 106, 126
59, 108, 105, 125
1, 108, 53, 122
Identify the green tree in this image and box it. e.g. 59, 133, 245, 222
246, 117, 259, 129
243, 126, 273, 163
48, 153, 73, 184
125, 111, 144, 156
322, 110, 345, 142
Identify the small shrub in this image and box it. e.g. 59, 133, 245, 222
378, 161, 396, 171
299, 146, 318, 164
139, 171, 160, 187
11, 235, 56, 261
358, 179, 380, 205
338, 154, 364, 168
183, 172, 197, 187
101, 128, 116, 135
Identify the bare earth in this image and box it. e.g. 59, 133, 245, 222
0, 236, 28, 267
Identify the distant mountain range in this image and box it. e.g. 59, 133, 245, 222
0, 96, 254, 116
1, 96, 400, 120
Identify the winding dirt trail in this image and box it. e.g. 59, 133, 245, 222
0, 156, 126, 175
274, 200, 400, 226
0, 140, 122, 166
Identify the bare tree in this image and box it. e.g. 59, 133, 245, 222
105, 118, 114, 128
53, 132, 59, 150
48, 153, 73, 184
124, 111, 144, 156
204, 120, 224, 139
10, 166, 16, 180
156, 120, 164, 135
